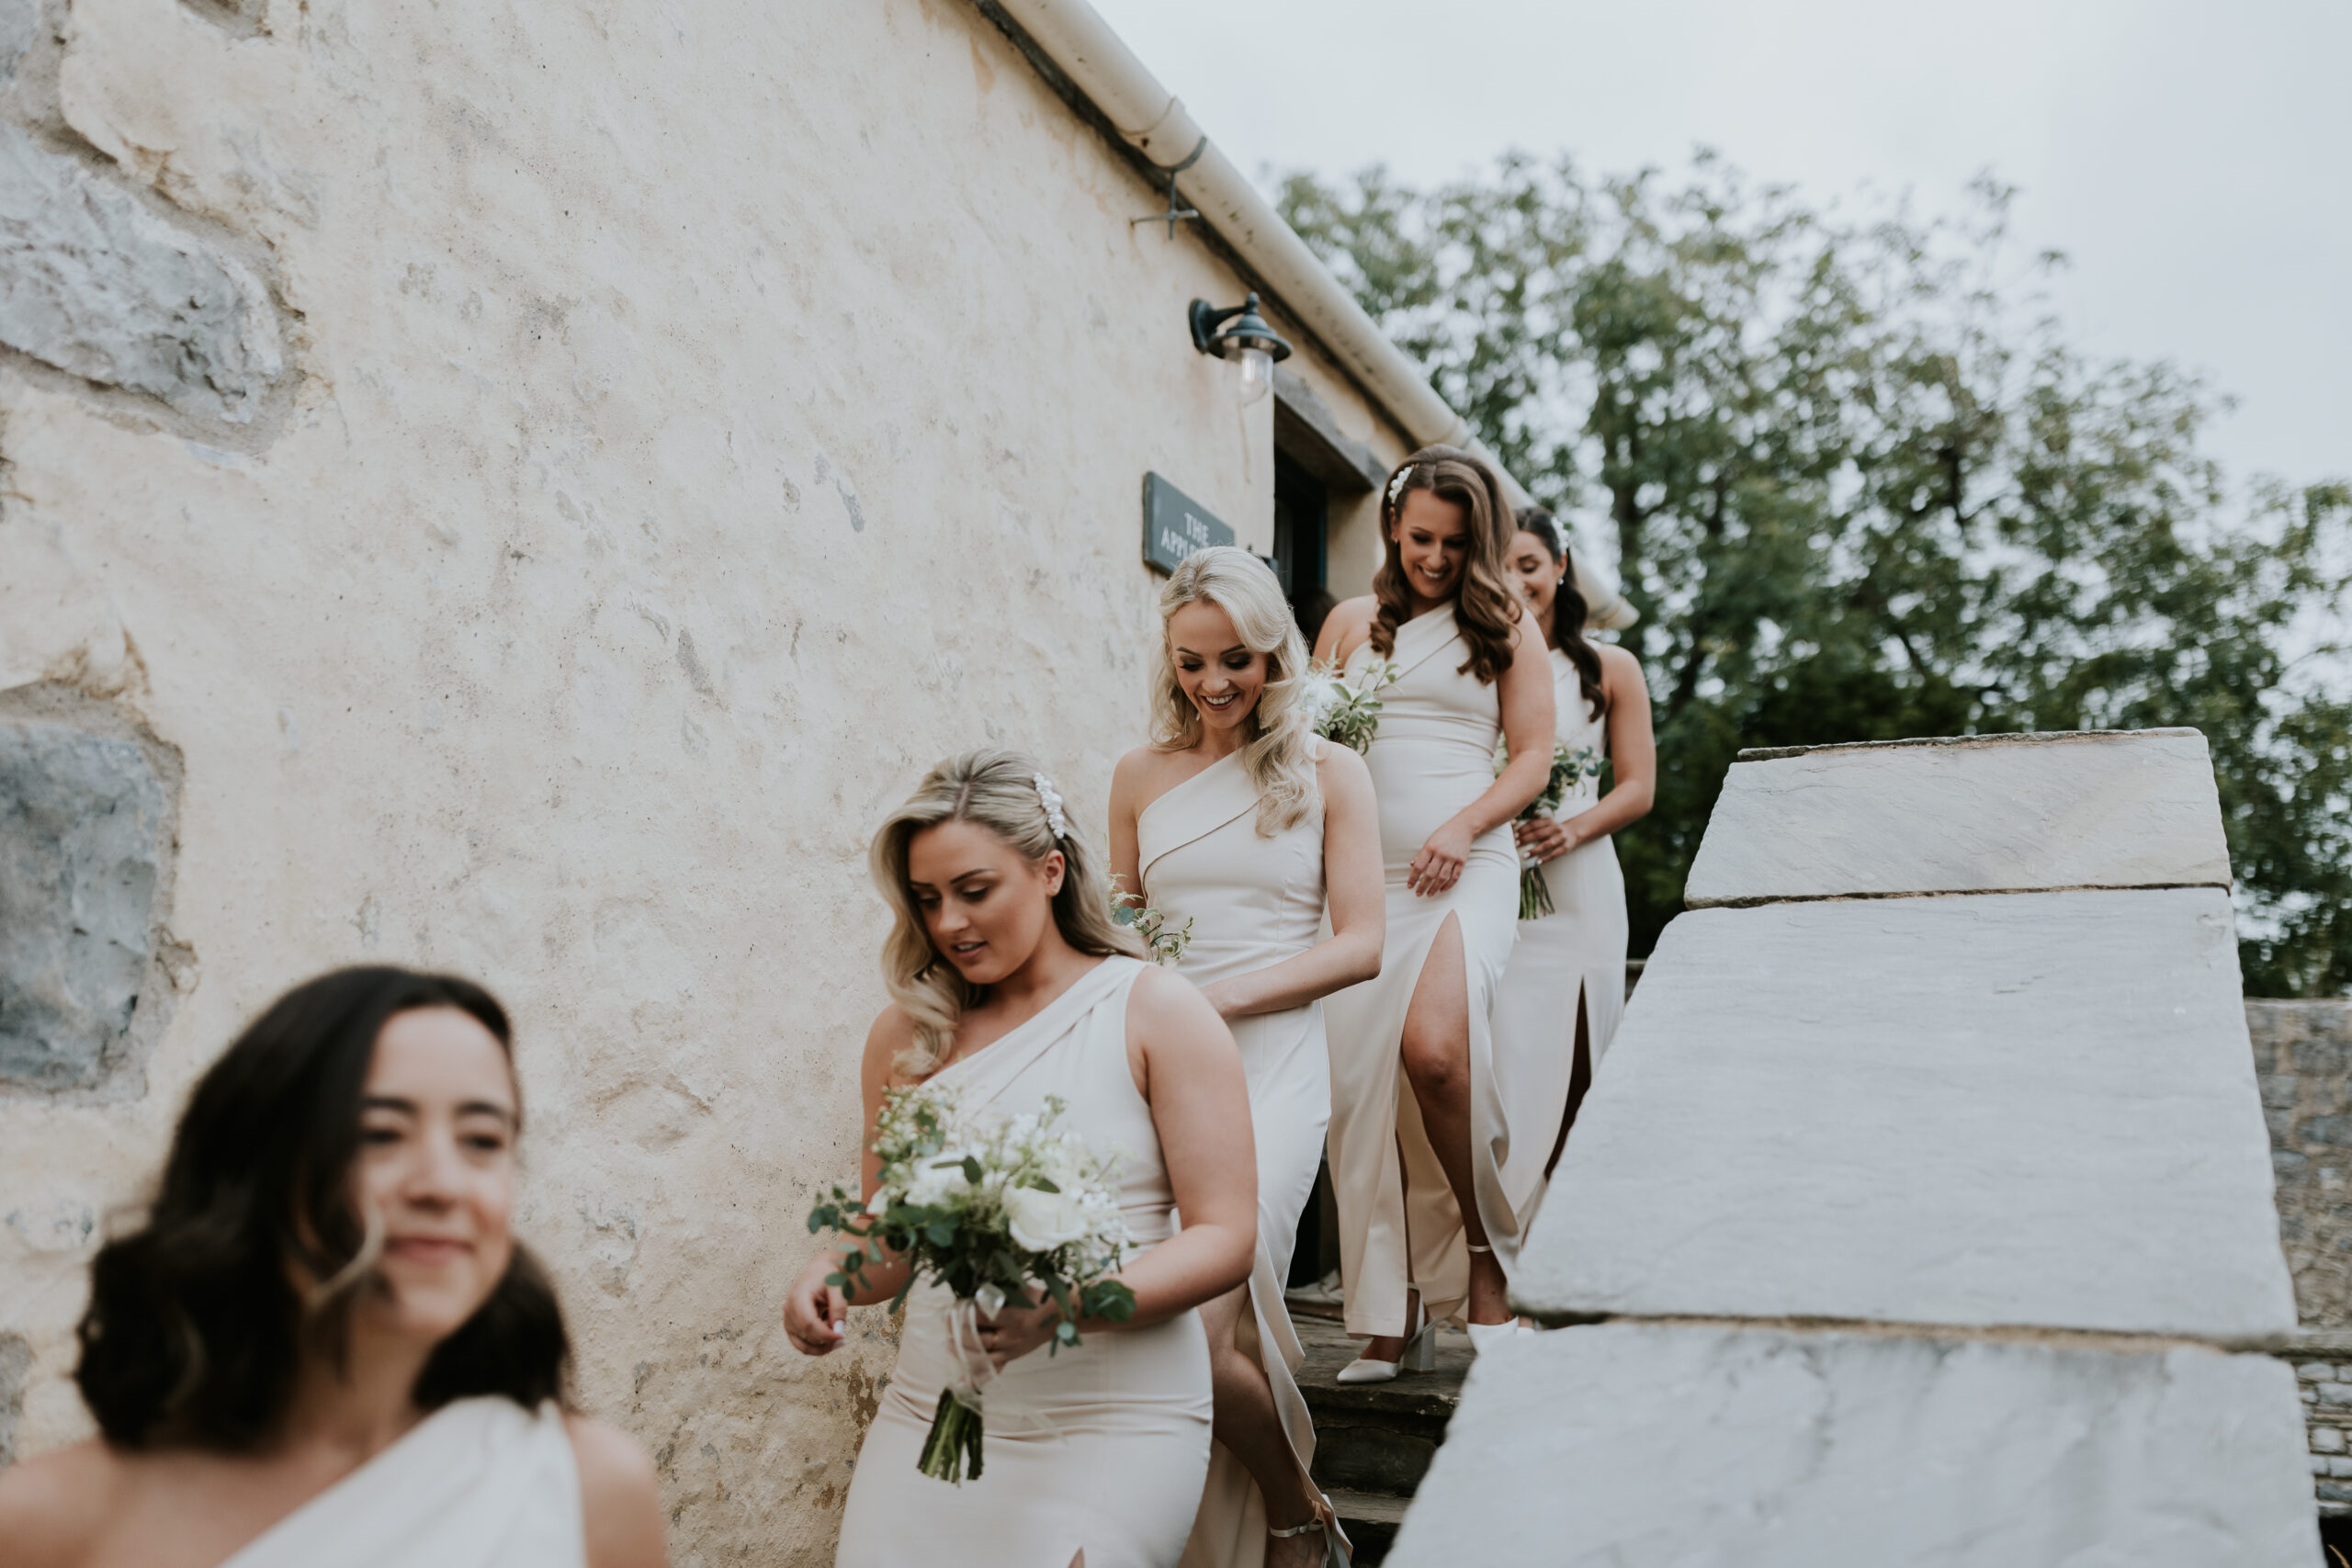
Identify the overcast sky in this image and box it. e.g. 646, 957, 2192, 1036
1091, 0, 2350, 495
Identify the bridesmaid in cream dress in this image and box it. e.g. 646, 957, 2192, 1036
1490, 508, 1655, 1235
1107, 547, 1383, 1568
1311, 447, 1556, 1377
0, 967, 665, 1568
786, 750, 1260, 1568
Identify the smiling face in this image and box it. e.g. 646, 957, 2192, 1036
1167, 598, 1267, 738
350, 1007, 518, 1343
1507, 529, 1560, 634
1392, 488, 1474, 607
907, 818, 1065, 987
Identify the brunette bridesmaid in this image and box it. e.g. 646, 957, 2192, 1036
1490, 507, 1654, 1237
1107, 547, 1383, 1568
1311, 446, 1555, 1378
0, 967, 666, 1568
786, 750, 1259, 1568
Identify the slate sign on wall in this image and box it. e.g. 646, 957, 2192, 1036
1141, 472, 1234, 575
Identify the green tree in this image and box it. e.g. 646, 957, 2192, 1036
1278, 153, 2352, 994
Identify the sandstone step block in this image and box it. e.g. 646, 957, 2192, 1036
1512, 887, 2295, 1338
1685, 729, 2230, 906
1388, 1323, 2321, 1567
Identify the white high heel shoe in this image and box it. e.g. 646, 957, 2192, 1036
1335, 1300, 1437, 1384
1463, 1245, 1523, 1355
1268, 1493, 1354, 1566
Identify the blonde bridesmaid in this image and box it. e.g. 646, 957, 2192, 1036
1312, 446, 1555, 1377
786, 750, 1259, 1568
1491, 507, 1654, 1235
1107, 547, 1383, 1568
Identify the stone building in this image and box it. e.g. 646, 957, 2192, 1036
0, 0, 1521, 1557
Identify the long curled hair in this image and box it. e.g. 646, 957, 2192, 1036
870, 750, 1139, 1075
1150, 547, 1319, 836
1370, 444, 1521, 684
74, 967, 571, 1451
1514, 505, 1607, 724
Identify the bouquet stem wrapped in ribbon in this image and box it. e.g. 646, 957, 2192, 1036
807, 1087, 1136, 1484
1498, 739, 1605, 919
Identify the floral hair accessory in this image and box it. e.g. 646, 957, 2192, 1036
1385, 463, 1418, 512
1032, 773, 1069, 840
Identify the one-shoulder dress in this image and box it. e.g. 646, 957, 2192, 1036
1323, 606, 1521, 1336
222, 1397, 584, 1568
834, 957, 1214, 1568
1137, 750, 1330, 1568
1487, 647, 1627, 1240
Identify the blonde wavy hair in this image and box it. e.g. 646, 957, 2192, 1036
869, 749, 1138, 1075
1149, 546, 1319, 836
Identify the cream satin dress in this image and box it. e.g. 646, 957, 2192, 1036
1324, 607, 1521, 1336
835, 957, 1214, 1568
1137, 750, 1329, 1568
1488, 648, 1628, 1240
222, 1398, 584, 1568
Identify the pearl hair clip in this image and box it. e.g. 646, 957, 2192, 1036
1385, 465, 1414, 510
1032, 773, 1070, 840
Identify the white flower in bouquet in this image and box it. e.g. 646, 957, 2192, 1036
1304, 657, 1399, 755
807, 1088, 1135, 1485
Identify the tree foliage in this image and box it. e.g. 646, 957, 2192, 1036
1278, 153, 2352, 994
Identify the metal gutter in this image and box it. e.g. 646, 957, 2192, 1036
989, 0, 1518, 497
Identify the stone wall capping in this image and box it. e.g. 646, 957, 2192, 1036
1688, 726, 2229, 905
1389, 1324, 2321, 1565
1510, 1310, 2298, 1358
1735, 726, 2204, 763
1514, 888, 2296, 1338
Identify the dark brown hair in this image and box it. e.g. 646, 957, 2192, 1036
1370, 445, 1521, 684
1514, 505, 1607, 723
74, 966, 571, 1450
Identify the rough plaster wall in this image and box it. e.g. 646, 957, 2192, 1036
0, 0, 1318, 1558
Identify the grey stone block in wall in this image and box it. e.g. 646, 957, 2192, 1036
1684, 729, 2231, 905
0, 716, 168, 1089
1514, 886, 2296, 1338
0, 124, 282, 423
1390, 1324, 2321, 1567
0, 1333, 27, 1468
2251, 1000, 2352, 1331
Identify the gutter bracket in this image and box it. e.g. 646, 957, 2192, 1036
1129, 135, 1207, 240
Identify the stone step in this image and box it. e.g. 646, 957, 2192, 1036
1327, 1488, 1408, 1564
1291, 1311, 1471, 1503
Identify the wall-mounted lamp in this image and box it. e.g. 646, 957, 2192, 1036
1189, 292, 1293, 406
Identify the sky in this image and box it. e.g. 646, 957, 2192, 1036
1090, 0, 2350, 496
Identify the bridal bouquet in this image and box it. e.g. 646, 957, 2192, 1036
1299, 657, 1399, 754
1109, 875, 1193, 966
1497, 739, 1605, 919
807, 1087, 1135, 1484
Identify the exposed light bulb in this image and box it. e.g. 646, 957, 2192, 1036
1235, 344, 1272, 405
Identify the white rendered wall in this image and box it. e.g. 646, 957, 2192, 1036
0, 0, 1393, 1559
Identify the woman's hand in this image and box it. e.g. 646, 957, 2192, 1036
783, 1256, 848, 1357
1514, 815, 1576, 865
972, 1292, 1067, 1371
1408, 818, 1474, 896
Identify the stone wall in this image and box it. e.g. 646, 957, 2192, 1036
2250, 999, 2352, 1514
0, 1, 1409, 1562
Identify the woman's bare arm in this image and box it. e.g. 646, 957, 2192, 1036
1113, 967, 1257, 1326
570, 1416, 668, 1568
781, 1008, 918, 1353
1195, 743, 1385, 1019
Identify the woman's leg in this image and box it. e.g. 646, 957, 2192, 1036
1198, 1283, 1317, 1531
1397, 914, 1510, 1325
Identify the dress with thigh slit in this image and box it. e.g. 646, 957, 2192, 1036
1137, 750, 1331, 1568
1322, 606, 1520, 1336
834, 957, 1213, 1568
1488, 647, 1628, 1242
